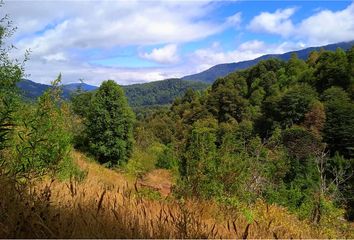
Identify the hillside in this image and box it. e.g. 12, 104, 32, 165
3, 150, 349, 238
18, 79, 98, 100
122, 78, 209, 107
182, 40, 354, 83
18, 78, 209, 108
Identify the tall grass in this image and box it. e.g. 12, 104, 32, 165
0, 151, 352, 238
1, 171, 353, 239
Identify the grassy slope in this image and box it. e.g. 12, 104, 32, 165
1, 151, 353, 238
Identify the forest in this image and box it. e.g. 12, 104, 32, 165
1, 9, 354, 239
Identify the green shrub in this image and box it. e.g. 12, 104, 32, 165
155, 144, 178, 170
13, 76, 73, 176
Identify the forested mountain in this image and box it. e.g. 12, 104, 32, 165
18, 79, 98, 100
18, 78, 209, 107
182, 41, 354, 83
122, 78, 209, 107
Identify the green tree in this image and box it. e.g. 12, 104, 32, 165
321, 87, 354, 158
276, 84, 317, 128
0, 14, 23, 153
85, 80, 135, 165
182, 117, 221, 197
314, 48, 351, 92
14, 75, 72, 175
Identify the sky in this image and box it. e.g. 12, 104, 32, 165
2, 0, 354, 86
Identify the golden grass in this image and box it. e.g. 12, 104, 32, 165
0, 151, 353, 239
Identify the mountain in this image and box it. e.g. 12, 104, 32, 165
17, 79, 98, 100
182, 40, 354, 83
63, 83, 98, 92
17, 79, 52, 100
122, 78, 209, 107
17, 78, 209, 107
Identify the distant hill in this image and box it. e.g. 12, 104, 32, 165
122, 78, 209, 107
63, 83, 98, 92
17, 79, 98, 100
17, 78, 209, 107
182, 40, 354, 83
17, 79, 51, 100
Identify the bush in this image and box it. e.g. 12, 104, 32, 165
13, 76, 73, 176
155, 144, 178, 170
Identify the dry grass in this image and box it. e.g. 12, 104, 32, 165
0, 151, 353, 239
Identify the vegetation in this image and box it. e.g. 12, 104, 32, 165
18, 78, 209, 109
0, 9, 353, 239
74, 80, 135, 166
123, 78, 210, 107
135, 50, 354, 224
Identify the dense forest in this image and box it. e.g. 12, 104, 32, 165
1, 9, 354, 238
124, 48, 354, 220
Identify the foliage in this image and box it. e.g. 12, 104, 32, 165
321, 87, 354, 158
12, 76, 73, 175
123, 143, 164, 177
137, 46, 354, 222
83, 80, 135, 166
123, 78, 209, 107
0, 14, 23, 154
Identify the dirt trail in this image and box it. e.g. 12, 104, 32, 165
73, 151, 173, 196
137, 169, 173, 196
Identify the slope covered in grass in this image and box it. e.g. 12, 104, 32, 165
0, 151, 352, 239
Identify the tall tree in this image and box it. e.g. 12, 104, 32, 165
321, 87, 354, 158
85, 80, 135, 165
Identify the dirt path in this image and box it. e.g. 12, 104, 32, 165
137, 169, 174, 196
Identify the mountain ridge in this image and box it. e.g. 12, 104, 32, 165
182, 40, 354, 83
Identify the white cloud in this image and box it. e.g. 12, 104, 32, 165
226, 12, 242, 27
248, 8, 296, 37
2, 0, 241, 85
297, 3, 354, 45
238, 40, 266, 52
5, 1, 223, 57
140, 44, 179, 64
24, 59, 181, 86
190, 40, 305, 72
43, 52, 67, 62
248, 3, 354, 45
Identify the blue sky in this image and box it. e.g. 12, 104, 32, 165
3, 0, 354, 85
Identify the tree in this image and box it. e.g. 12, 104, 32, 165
321, 87, 354, 158
276, 84, 317, 128
14, 75, 72, 175
0, 14, 23, 153
85, 80, 135, 165
182, 117, 221, 197
314, 48, 351, 92
303, 100, 326, 139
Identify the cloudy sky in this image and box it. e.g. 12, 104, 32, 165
3, 0, 354, 86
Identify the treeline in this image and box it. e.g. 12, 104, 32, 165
125, 48, 354, 223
